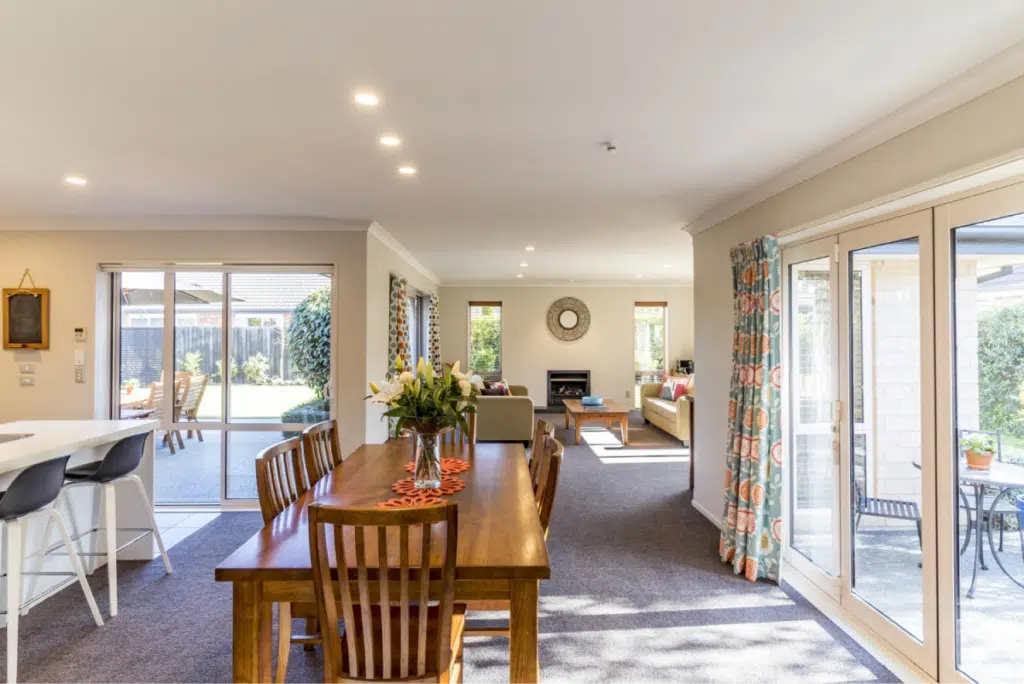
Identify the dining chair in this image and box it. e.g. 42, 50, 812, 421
465, 436, 563, 638
179, 374, 209, 441
146, 380, 183, 454
308, 502, 465, 683
528, 419, 555, 493
439, 412, 477, 447
255, 437, 321, 683
302, 419, 343, 486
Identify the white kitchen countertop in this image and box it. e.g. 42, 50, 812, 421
0, 420, 157, 474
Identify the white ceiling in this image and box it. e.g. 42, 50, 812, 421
2, 1, 1024, 285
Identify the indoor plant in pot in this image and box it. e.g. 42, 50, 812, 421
367, 358, 479, 488
960, 432, 996, 471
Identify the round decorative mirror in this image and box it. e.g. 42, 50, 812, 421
547, 297, 590, 341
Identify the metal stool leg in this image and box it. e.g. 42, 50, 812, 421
22, 502, 56, 616
6, 519, 24, 684
45, 508, 103, 627
124, 474, 172, 574
103, 482, 118, 616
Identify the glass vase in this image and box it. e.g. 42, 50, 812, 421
413, 431, 443, 489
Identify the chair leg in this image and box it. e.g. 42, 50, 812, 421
23, 499, 57, 615
6, 519, 24, 684
103, 482, 119, 616
998, 514, 1005, 552
195, 427, 204, 442
304, 617, 318, 651
175, 430, 185, 449
125, 474, 172, 574
47, 508, 104, 627
165, 431, 176, 455
276, 602, 292, 684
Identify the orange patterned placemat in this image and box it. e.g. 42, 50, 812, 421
403, 458, 470, 476
392, 476, 466, 497
376, 492, 444, 509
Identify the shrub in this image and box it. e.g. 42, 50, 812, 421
214, 357, 238, 383
242, 353, 270, 385
978, 304, 1024, 439
281, 397, 330, 438
182, 351, 203, 376
287, 286, 331, 397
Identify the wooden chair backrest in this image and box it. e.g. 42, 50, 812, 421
528, 419, 555, 492
255, 437, 308, 524
309, 503, 459, 682
302, 419, 342, 485
180, 374, 208, 413
536, 436, 564, 539
145, 380, 180, 420
439, 412, 477, 447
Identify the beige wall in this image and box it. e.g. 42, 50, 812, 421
0, 219, 369, 455
693, 74, 1024, 524
365, 230, 439, 443
439, 285, 693, 407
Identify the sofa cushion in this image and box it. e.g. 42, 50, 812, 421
658, 380, 675, 400
644, 397, 678, 419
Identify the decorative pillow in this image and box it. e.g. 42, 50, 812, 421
659, 380, 675, 400
492, 382, 510, 396
481, 387, 505, 396
672, 376, 691, 400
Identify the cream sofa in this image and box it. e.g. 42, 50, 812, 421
475, 385, 535, 443
641, 382, 692, 443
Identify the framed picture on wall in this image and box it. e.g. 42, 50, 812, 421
3, 287, 50, 349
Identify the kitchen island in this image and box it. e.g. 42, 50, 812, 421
0, 420, 159, 613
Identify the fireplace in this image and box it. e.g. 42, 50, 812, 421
547, 370, 591, 409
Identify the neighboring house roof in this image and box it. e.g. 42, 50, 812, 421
123, 272, 330, 312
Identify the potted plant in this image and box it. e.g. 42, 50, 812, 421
123, 378, 140, 396
367, 358, 480, 488
960, 432, 996, 471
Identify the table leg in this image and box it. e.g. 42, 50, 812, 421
509, 579, 539, 683
620, 415, 629, 445
564, 406, 570, 430
232, 581, 273, 683
575, 417, 582, 446
967, 485, 985, 599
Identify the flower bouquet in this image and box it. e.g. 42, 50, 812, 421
368, 358, 480, 488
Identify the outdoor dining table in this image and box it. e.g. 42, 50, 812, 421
214, 440, 550, 683
959, 460, 1024, 597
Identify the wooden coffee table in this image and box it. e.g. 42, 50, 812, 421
563, 398, 630, 446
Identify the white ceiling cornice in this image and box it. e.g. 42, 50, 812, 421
440, 280, 692, 289
0, 216, 371, 231
682, 39, 1024, 237
368, 222, 441, 285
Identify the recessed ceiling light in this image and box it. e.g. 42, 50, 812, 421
516, 273, 524, 279
64, 175, 87, 186
663, 264, 672, 268
380, 135, 401, 147
354, 92, 379, 106
636, 275, 643, 279
398, 166, 416, 176
525, 245, 535, 252
520, 262, 528, 268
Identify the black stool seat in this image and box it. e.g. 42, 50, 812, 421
0, 455, 71, 521
62, 433, 148, 484
64, 462, 105, 481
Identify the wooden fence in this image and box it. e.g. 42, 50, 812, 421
120, 326, 298, 386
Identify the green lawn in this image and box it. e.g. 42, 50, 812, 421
196, 384, 317, 421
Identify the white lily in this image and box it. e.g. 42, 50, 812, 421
416, 357, 426, 377
399, 371, 415, 386
369, 381, 403, 404
450, 360, 461, 376
458, 379, 472, 397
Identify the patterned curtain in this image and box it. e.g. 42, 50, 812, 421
388, 275, 409, 374
427, 294, 442, 373
719, 235, 783, 582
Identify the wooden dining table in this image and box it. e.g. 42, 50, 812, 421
215, 441, 551, 683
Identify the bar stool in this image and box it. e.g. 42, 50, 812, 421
35, 433, 172, 617
2, 455, 104, 683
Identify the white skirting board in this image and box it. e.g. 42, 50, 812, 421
691, 498, 722, 529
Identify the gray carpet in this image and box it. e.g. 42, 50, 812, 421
4, 413, 896, 682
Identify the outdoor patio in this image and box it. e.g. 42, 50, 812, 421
855, 527, 1024, 683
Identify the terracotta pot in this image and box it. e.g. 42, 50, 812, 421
125, 386, 135, 395
965, 448, 994, 471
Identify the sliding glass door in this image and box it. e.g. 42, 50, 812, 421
783, 238, 840, 597
838, 211, 937, 677
111, 267, 333, 505
936, 183, 1024, 683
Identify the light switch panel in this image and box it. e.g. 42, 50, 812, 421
74, 349, 86, 366
19, 363, 35, 374
19, 376, 35, 387
74, 367, 85, 384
